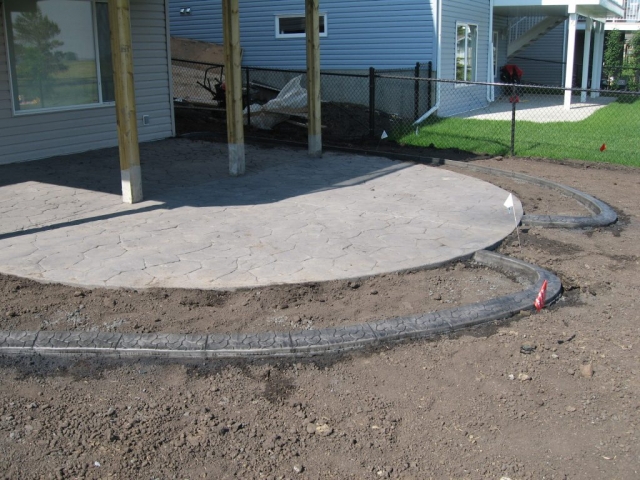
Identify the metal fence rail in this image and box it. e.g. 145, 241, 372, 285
172, 58, 640, 165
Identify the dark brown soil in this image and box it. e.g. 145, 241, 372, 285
1, 153, 639, 480
1, 262, 519, 334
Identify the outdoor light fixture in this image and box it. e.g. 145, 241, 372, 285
179, 7, 192, 15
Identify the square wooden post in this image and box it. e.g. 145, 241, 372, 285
222, 0, 245, 175
108, 0, 143, 203
305, 0, 322, 157
564, 12, 577, 110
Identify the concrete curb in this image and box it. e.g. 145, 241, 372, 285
444, 160, 618, 228
0, 250, 560, 359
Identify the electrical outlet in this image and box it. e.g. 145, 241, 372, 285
142, 115, 150, 125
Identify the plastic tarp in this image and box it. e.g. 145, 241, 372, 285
244, 76, 308, 129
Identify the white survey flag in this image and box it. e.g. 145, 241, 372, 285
504, 193, 514, 209
380, 130, 388, 140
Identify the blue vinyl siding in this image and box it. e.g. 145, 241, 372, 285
439, 0, 491, 116
170, 0, 436, 69
0, 0, 174, 165
510, 21, 566, 86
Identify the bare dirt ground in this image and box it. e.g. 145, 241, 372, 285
1, 154, 639, 480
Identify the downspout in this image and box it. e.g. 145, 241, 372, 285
413, 0, 442, 125
487, 0, 494, 102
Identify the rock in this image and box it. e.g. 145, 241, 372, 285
566, 406, 577, 412
293, 464, 304, 474
433, 294, 442, 301
315, 424, 333, 436
580, 363, 594, 378
567, 369, 575, 376
306, 423, 316, 434
105, 407, 116, 417
517, 373, 531, 382
370, 290, 378, 295
520, 344, 536, 355
508, 374, 515, 380
73, 291, 85, 298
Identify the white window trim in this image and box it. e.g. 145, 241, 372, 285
275, 13, 328, 39
3, 0, 115, 116
455, 22, 478, 87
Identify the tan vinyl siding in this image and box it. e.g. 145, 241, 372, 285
0, 0, 174, 165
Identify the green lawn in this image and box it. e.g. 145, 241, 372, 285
398, 99, 640, 167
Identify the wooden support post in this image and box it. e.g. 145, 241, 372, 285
108, 0, 142, 204
580, 18, 592, 103
305, 0, 322, 157
222, 0, 245, 176
564, 12, 577, 110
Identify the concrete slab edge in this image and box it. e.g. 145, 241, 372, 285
0, 250, 561, 359
443, 160, 618, 228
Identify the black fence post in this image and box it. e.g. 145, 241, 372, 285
510, 85, 517, 156
414, 62, 420, 121
427, 61, 433, 111
369, 67, 376, 138
245, 67, 251, 127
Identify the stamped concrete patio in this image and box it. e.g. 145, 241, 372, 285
0, 139, 522, 290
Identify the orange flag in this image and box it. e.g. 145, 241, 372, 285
534, 280, 548, 312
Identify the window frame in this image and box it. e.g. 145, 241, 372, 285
3, 0, 115, 116
274, 13, 328, 39
455, 22, 478, 86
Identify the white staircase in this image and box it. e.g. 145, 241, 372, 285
507, 16, 567, 58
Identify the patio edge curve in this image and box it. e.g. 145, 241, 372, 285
444, 160, 618, 228
0, 250, 561, 359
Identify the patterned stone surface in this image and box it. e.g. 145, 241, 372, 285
0, 139, 522, 289
0, 251, 562, 359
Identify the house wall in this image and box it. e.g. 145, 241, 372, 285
0, 0, 175, 165
169, 0, 435, 69
493, 15, 509, 82
509, 21, 566, 86
438, 0, 491, 117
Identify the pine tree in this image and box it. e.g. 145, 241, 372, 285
13, 7, 67, 108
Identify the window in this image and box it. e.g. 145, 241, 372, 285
3, 0, 114, 114
275, 13, 327, 39
456, 23, 478, 83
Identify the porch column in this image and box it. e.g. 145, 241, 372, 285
108, 0, 143, 204
580, 18, 592, 102
591, 22, 605, 98
222, 0, 245, 175
305, 0, 322, 157
564, 12, 578, 109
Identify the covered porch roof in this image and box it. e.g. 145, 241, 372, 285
494, 0, 625, 19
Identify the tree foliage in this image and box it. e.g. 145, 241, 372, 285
13, 7, 67, 105
603, 29, 624, 81
630, 30, 640, 66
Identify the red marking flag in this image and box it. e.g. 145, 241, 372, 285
534, 280, 548, 312
600, 143, 606, 152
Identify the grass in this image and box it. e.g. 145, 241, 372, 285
17, 60, 99, 110
398, 98, 640, 167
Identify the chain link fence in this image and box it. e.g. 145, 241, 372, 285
172, 58, 640, 165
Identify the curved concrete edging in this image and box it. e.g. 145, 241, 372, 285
444, 160, 618, 228
0, 250, 560, 359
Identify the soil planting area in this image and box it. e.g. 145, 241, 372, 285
1, 155, 639, 480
